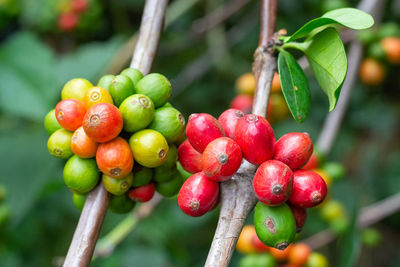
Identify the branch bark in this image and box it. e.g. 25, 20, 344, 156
63, 1, 168, 266
204, 1, 277, 266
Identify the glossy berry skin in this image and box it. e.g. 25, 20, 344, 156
186, 113, 225, 153
229, 94, 253, 114
178, 172, 219, 217
289, 204, 307, 233
235, 114, 275, 165
83, 103, 123, 143
201, 137, 242, 182
96, 137, 134, 179
273, 132, 313, 170
253, 160, 293, 205
128, 183, 155, 202
218, 108, 244, 139
71, 126, 98, 158
55, 99, 86, 131
289, 170, 327, 208
177, 140, 202, 173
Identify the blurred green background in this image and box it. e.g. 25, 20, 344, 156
0, 0, 400, 266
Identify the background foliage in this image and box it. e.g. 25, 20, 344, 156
0, 0, 399, 266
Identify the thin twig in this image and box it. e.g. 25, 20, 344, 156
63, 1, 168, 266
204, 1, 278, 266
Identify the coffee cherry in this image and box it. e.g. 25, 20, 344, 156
97, 74, 115, 91
154, 144, 178, 182
186, 113, 225, 153
288, 243, 311, 266
55, 99, 86, 131
359, 58, 386, 86
271, 72, 281, 93
236, 225, 258, 254
235, 114, 275, 165
313, 169, 333, 188
83, 103, 123, 143
135, 73, 171, 107
302, 149, 323, 170
96, 137, 134, 179
289, 204, 307, 233
323, 162, 345, 181
178, 140, 202, 173
120, 68, 143, 86
381, 37, 400, 64
289, 170, 327, 208
235, 73, 255, 95
109, 194, 136, 214
63, 155, 99, 194
128, 183, 155, 202
178, 172, 219, 217
58, 12, 79, 32
155, 170, 183, 197
273, 132, 313, 170
230, 94, 253, 114
109, 75, 135, 107
201, 137, 242, 182
83, 86, 113, 108
129, 129, 169, 168
251, 233, 270, 253
48, 129, 73, 159
119, 94, 155, 132
132, 165, 153, 187
238, 254, 276, 267
71, 0, 88, 13
218, 108, 244, 139
305, 252, 329, 267
269, 245, 292, 262
62, 78, 93, 101
254, 202, 296, 250
253, 160, 293, 205
148, 107, 186, 143
71, 126, 98, 158
103, 173, 133, 196
72, 193, 86, 211
44, 109, 62, 135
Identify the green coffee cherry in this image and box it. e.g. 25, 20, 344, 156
159, 144, 177, 169
47, 129, 73, 159
362, 228, 382, 247
154, 145, 178, 182
44, 109, 62, 135
109, 75, 135, 107
320, 200, 346, 222
155, 170, 183, 197
72, 193, 87, 211
109, 194, 136, 214
148, 107, 185, 143
254, 202, 296, 250
119, 94, 155, 132
61, 78, 93, 101
132, 165, 153, 187
238, 254, 276, 267
306, 252, 329, 267
162, 102, 173, 108
329, 217, 350, 235
135, 73, 171, 107
63, 155, 100, 194
120, 68, 143, 86
97, 74, 115, 91
368, 42, 386, 60
322, 162, 346, 181
103, 173, 133, 196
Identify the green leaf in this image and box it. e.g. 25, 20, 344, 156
302, 27, 347, 111
277, 50, 310, 123
338, 208, 362, 267
286, 8, 374, 42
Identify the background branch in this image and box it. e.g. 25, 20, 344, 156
63, 1, 168, 266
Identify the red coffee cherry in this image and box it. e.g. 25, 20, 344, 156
273, 132, 313, 170
178, 172, 219, 217
128, 183, 155, 202
201, 137, 242, 182
289, 170, 327, 208
55, 99, 86, 131
229, 94, 253, 114
178, 140, 202, 174
71, 0, 89, 13
235, 114, 275, 165
253, 160, 293, 205
96, 137, 134, 179
218, 108, 244, 139
83, 103, 123, 143
302, 150, 320, 170
289, 204, 307, 233
186, 113, 225, 153
58, 12, 79, 32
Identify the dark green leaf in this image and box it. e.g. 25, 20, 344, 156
286, 8, 374, 42
277, 50, 310, 123
302, 27, 347, 111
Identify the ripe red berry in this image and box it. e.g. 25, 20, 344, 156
96, 137, 134, 179
83, 103, 123, 143
289, 204, 307, 233
71, 0, 89, 13
289, 170, 327, 208
178, 172, 219, 217
218, 108, 244, 139
178, 140, 202, 173
58, 12, 79, 32
302, 150, 321, 170
235, 114, 275, 165
229, 94, 253, 114
186, 113, 225, 153
128, 183, 155, 202
253, 160, 293, 205
273, 132, 313, 170
201, 137, 242, 182
55, 99, 86, 131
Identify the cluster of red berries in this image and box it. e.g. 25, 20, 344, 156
57, 0, 89, 32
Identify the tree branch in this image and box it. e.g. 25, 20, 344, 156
63, 1, 168, 266
204, 1, 277, 266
